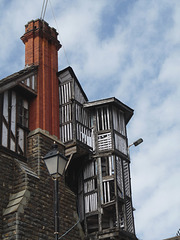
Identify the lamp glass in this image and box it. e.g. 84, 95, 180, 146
57, 155, 67, 176
44, 155, 59, 177
43, 144, 68, 178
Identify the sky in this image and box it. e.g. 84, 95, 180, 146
0, 0, 180, 239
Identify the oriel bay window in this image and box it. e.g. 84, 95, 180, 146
68, 96, 136, 236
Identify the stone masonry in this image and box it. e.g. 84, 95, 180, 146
0, 129, 84, 239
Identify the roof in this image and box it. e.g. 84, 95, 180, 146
0, 65, 38, 94
84, 97, 134, 124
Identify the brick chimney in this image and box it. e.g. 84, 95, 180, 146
21, 19, 61, 138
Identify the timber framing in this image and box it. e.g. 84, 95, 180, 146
57, 67, 137, 238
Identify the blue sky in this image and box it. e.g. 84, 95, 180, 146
0, 0, 180, 239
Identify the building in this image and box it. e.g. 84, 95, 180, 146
0, 19, 138, 240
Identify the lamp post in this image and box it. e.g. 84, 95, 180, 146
43, 143, 68, 240
128, 138, 143, 160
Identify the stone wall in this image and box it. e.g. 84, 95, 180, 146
0, 129, 84, 239
0, 151, 15, 238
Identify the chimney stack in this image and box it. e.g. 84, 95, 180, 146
21, 19, 61, 138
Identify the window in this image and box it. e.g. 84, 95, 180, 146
96, 106, 110, 131
102, 179, 115, 203
112, 107, 125, 136
101, 156, 115, 204
83, 161, 98, 213
101, 156, 114, 177
17, 97, 28, 128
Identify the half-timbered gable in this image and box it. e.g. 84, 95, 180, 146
58, 67, 92, 148
0, 66, 38, 157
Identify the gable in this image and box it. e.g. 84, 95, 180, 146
58, 66, 88, 104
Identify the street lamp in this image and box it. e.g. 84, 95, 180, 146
128, 138, 143, 160
43, 143, 68, 240
128, 138, 143, 148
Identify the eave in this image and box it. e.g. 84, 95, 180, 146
84, 97, 134, 124
0, 65, 38, 96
